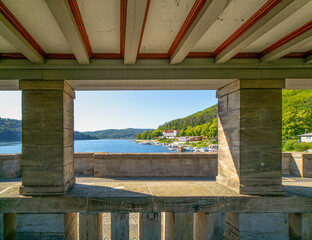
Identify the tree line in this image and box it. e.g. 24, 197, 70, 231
137, 90, 312, 141
136, 118, 218, 140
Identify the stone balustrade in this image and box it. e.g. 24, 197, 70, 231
1, 152, 312, 179
1, 211, 311, 239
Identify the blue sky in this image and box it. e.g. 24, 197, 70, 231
0, 90, 217, 131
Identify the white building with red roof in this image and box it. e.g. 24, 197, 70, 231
163, 130, 179, 139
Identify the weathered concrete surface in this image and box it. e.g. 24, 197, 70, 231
1, 152, 311, 179
163, 212, 174, 240
193, 212, 226, 240
289, 213, 312, 240
194, 212, 208, 240
0, 154, 20, 178
0, 213, 16, 240
94, 153, 218, 178
225, 213, 288, 240
111, 213, 129, 240
79, 213, 101, 240
289, 153, 312, 178
19, 80, 75, 195
217, 79, 285, 195
140, 213, 161, 240
282, 152, 292, 175
74, 152, 95, 176
16, 214, 66, 239
174, 213, 194, 240
1, 177, 312, 213
65, 213, 77, 240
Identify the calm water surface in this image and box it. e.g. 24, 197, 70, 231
0, 139, 171, 154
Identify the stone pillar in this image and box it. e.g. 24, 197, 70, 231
225, 213, 288, 240
194, 213, 208, 240
140, 213, 161, 240
65, 213, 78, 240
79, 213, 102, 240
174, 213, 194, 240
216, 79, 285, 195
0, 213, 16, 240
162, 212, 174, 240
289, 213, 312, 240
111, 213, 129, 240
193, 212, 225, 240
16, 214, 71, 239
19, 80, 75, 195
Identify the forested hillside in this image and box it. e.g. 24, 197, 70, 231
282, 90, 312, 139
84, 128, 154, 139
137, 90, 312, 140
0, 117, 97, 141
158, 104, 218, 130
137, 105, 218, 139
0, 118, 21, 141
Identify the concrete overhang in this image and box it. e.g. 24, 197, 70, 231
0, 58, 312, 90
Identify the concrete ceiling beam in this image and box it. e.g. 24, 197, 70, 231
45, 0, 90, 64
215, 0, 311, 63
124, 0, 149, 64
0, 9, 44, 63
261, 30, 312, 62
169, 0, 229, 65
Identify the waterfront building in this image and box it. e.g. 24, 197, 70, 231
163, 130, 179, 139
298, 133, 312, 143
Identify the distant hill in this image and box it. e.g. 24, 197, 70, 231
74, 131, 98, 140
0, 117, 97, 141
0, 118, 21, 141
158, 104, 218, 131
84, 128, 154, 139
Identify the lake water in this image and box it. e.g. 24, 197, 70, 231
0, 139, 171, 154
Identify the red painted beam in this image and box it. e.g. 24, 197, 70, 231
167, 0, 207, 58
67, 0, 92, 58
261, 20, 312, 56
214, 0, 281, 56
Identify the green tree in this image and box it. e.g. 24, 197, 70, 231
185, 126, 194, 136
201, 123, 210, 137
208, 119, 218, 138
194, 125, 202, 136
151, 129, 163, 139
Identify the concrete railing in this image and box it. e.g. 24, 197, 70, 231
94, 153, 218, 178
1, 152, 312, 179
0, 153, 21, 178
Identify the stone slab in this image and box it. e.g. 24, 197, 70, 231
0, 177, 311, 213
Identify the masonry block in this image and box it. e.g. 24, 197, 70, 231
19, 80, 75, 195
216, 79, 285, 195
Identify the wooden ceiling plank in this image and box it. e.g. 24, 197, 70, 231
261, 31, 312, 62
124, 0, 149, 64
45, 0, 90, 64
0, 4, 44, 63
215, 0, 311, 63
170, 0, 229, 65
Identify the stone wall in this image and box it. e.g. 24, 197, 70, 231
74, 152, 95, 176
288, 152, 312, 177
0, 154, 21, 178
1, 152, 311, 179
94, 153, 218, 178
